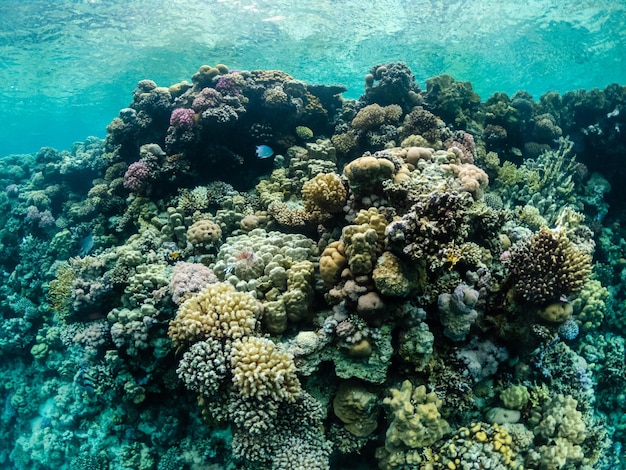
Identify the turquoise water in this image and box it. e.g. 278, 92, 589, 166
2, 1, 626, 469
1, 0, 625, 155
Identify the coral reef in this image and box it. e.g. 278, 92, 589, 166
1, 61, 624, 469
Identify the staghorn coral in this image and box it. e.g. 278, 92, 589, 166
167, 282, 260, 348
509, 227, 592, 304
230, 336, 301, 402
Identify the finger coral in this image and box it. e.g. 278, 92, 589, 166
382, 380, 450, 452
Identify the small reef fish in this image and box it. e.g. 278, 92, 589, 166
255, 145, 274, 159
79, 232, 94, 256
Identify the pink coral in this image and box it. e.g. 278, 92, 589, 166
445, 130, 476, 163
169, 108, 196, 130
123, 160, 153, 191
192, 87, 223, 112
169, 261, 218, 304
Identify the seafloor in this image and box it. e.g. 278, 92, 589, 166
1, 62, 625, 469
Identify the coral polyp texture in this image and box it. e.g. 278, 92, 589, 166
167, 281, 260, 348
2, 61, 626, 469
509, 226, 592, 305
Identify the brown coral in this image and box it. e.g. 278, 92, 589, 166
509, 227, 592, 304
186, 219, 222, 249
319, 241, 348, 284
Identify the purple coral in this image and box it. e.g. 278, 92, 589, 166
169, 261, 218, 304
192, 87, 223, 112
25, 206, 55, 229
445, 130, 476, 163
123, 160, 153, 192
215, 74, 242, 96
169, 108, 196, 131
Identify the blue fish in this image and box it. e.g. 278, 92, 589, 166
255, 145, 274, 159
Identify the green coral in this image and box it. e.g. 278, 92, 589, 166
500, 384, 530, 410
382, 380, 450, 450
571, 279, 609, 332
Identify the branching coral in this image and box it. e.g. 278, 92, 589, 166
509, 227, 592, 304
301, 172, 347, 222
381, 380, 450, 454
167, 282, 260, 348
230, 336, 301, 402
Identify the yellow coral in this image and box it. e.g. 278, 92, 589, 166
301, 172, 347, 222
230, 336, 301, 402
167, 282, 260, 348
383, 380, 450, 450
354, 207, 388, 252
319, 241, 348, 284
283, 260, 315, 322
342, 224, 379, 276
186, 219, 222, 249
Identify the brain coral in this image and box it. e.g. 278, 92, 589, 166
509, 227, 591, 304
230, 336, 301, 402
167, 282, 260, 348
186, 219, 222, 250
319, 240, 347, 285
